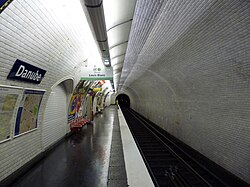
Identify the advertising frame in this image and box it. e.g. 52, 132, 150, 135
0, 84, 22, 144
14, 88, 45, 138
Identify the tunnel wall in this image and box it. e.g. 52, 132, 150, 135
116, 88, 140, 110
127, 0, 250, 183
0, 0, 91, 181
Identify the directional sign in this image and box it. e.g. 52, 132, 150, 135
81, 67, 113, 80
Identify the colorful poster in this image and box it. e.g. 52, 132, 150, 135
68, 81, 93, 123
15, 89, 44, 136
68, 93, 85, 122
0, 86, 21, 142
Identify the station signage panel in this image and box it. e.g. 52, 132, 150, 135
0, 0, 13, 14
7, 59, 47, 84
81, 67, 113, 80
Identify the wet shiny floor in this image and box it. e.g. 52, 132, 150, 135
11, 107, 116, 187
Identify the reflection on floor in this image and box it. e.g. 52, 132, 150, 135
11, 107, 117, 187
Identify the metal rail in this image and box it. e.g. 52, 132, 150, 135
122, 108, 229, 187
128, 109, 229, 186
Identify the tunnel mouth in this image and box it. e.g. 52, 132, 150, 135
116, 94, 130, 108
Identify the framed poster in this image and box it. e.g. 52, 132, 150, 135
14, 89, 45, 136
0, 85, 22, 143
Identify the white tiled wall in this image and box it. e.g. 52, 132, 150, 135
0, 0, 96, 181
126, 0, 250, 183
42, 83, 69, 150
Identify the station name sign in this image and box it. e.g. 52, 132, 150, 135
7, 59, 46, 84
0, 0, 13, 14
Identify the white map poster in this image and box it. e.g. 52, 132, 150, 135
0, 86, 21, 142
15, 89, 45, 136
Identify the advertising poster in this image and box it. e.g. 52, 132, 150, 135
68, 94, 85, 122
15, 89, 44, 136
0, 86, 21, 142
68, 94, 78, 122
68, 81, 92, 122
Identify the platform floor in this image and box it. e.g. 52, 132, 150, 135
11, 107, 118, 187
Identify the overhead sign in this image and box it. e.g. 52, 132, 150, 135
81, 67, 113, 80
0, 0, 13, 14
7, 59, 46, 84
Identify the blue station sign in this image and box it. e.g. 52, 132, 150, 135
7, 59, 46, 84
0, 0, 13, 14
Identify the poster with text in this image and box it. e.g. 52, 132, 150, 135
15, 89, 45, 136
0, 86, 21, 142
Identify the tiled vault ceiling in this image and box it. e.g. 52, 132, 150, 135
119, 0, 219, 91
103, 0, 136, 91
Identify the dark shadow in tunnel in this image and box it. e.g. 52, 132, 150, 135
116, 94, 130, 108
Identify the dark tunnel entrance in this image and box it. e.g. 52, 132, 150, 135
116, 94, 130, 108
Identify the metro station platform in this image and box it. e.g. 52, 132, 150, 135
8, 106, 153, 187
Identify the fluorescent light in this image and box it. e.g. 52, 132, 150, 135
42, 0, 102, 67
104, 59, 110, 65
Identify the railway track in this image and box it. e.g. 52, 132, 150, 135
122, 108, 230, 187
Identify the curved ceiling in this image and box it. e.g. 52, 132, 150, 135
111, 55, 125, 66
103, 0, 136, 91
119, 0, 220, 91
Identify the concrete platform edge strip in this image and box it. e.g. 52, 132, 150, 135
108, 107, 128, 187
118, 107, 154, 187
